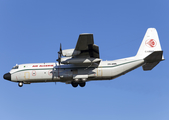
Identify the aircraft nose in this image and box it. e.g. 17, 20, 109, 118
3, 73, 11, 81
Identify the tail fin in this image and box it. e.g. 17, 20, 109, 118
136, 28, 164, 70
136, 28, 164, 59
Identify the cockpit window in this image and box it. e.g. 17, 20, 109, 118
12, 66, 19, 69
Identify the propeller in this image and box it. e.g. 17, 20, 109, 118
56, 43, 62, 65
58, 43, 62, 55
56, 43, 62, 78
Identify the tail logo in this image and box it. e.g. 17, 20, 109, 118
145, 39, 157, 48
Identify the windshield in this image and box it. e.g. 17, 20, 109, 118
12, 66, 19, 69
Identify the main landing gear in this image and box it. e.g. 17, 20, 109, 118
71, 82, 86, 88
18, 82, 23, 87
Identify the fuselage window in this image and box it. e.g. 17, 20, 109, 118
12, 66, 19, 69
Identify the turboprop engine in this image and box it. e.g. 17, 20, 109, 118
62, 49, 81, 57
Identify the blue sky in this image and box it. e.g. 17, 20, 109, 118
0, 0, 169, 120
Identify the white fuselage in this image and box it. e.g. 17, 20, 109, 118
9, 56, 144, 84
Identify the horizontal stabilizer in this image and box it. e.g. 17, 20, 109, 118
142, 62, 160, 71
144, 51, 163, 62
143, 51, 163, 70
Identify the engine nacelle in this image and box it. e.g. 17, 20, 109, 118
62, 49, 81, 57
59, 69, 73, 78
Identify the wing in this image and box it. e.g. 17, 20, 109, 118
74, 34, 100, 58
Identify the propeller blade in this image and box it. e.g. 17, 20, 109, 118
57, 58, 61, 65
58, 43, 62, 55
60, 43, 62, 52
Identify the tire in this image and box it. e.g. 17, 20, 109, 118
79, 82, 86, 87
18, 82, 23, 87
71, 82, 78, 87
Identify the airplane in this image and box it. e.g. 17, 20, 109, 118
3, 28, 164, 87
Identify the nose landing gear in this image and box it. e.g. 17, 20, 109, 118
18, 82, 23, 87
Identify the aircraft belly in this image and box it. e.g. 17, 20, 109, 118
95, 68, 111, 78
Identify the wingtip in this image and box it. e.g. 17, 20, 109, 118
80, 33, 93, 35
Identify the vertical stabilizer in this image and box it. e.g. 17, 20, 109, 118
136, 28, 163, 59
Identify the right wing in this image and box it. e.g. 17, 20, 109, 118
60, 34, 101, 65
74, 34, 100, 58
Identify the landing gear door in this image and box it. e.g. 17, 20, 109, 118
73, 74, 88, 79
